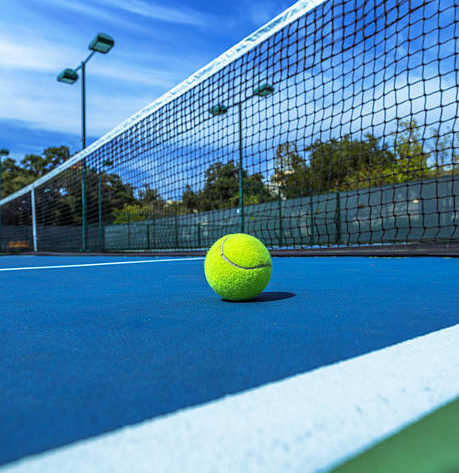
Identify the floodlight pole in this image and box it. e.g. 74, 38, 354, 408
80, 59, 88, 251
75, 51, 95, 149
209, 84, 274, 233
81, 60, 86, 149
237, 102, 244, 232
57, 34, 114, 252
74, 52, 95, 252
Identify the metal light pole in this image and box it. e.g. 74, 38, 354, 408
57, 33, 114, 251
210, 84, 274, 233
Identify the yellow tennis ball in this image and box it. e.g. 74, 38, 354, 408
204, 233, 272, 301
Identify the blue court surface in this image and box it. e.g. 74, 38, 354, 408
1, 255, 458, 472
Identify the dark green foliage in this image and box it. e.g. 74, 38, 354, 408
183, 161, 273, 212
270, 120, 455, 199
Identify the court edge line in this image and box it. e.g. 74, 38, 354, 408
0, 258, 204, 272
2, 324, 458, 473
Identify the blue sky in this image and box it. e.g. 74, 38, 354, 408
0, 0, 292, 161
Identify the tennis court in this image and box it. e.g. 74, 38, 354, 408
0, 255, 458, 472
0, 0, 458, 470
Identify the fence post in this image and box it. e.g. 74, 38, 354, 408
146, 223, 150, 250
335, 191, 342, 245
197, 220, 201, 248
127, 212, 131, 248
174, 212, 179, 248
31, 189, 38, 252
309, 189, 314, 246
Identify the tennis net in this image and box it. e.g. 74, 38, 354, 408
0, 0, 457, 254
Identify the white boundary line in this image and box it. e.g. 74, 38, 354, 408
2, 325, 458, 473
0, 257, 204, 272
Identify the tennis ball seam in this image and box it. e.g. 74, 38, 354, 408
220, 237, 272, 270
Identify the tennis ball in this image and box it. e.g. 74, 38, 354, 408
204, 233, 272, 301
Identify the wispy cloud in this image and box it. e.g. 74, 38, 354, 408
91, 0, 209, 27
218, 0, 291, 33
30, 0, 169, 37
38, 0, 209, 28
0, 31, 196, 88
0, 36, 73, 72
0, 69, 154, 137
243, 0, 291, 25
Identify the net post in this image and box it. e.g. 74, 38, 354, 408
31, 188, 38, 252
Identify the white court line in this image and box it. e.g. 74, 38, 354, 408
2, 325, 458, 473
0, 257, 204, 272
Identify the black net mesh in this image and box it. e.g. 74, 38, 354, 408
1, 0, 458, 253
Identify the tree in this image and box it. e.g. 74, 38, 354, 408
182, 185, 201, 213
1, 145, 140, 226
0, 158, 34, 197
21, 146, 70, 178
305, 134, 397, 192
391, 120, 431, 182
430, 128, 458, 175
112, 184, 164, 223
1, 146, 72, 200
182, 161, 273, 212
271, 142, 311, 198
271, 121, 435, 197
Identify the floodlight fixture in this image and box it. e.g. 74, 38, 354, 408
57, 68, 79, 84
89, 33, 115, 54
253, 83, 274, 97
209, 104, 228, 117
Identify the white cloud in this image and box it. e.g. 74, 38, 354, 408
229, 0, 291, 27
92, 0, 209, 26
36, 0, 209, 28
0, 68, 155, 138
0, 37, 73, 72
245, 1, 283, 25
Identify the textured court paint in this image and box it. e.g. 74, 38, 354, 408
2, 325, 458, 473
0, 256, 458, 465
